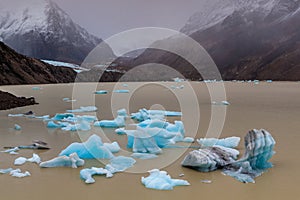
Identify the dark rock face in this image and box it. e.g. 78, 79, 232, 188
0, 0, 115, 64
0, 41, 76, 85
111, 0, 300, 81
0, 90, 37, 110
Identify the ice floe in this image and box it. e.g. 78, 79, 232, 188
59, 134, 118, 159
197, 137, 240, 148
10, 169, 31, 178
141, 169, 190, 190
40, 153, 84, 168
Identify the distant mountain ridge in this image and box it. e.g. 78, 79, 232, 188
110, 0, 300, 81
0, 0, 115, 64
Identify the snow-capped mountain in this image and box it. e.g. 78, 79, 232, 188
0, 0, 114, 64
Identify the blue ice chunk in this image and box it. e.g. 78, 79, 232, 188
40, 153, 84, 168
131, 153, 158, 160
183, 137, 195, 143
103, 142, 120, 153
14, 124, 21, 130
197, 136, 240, 148
266, 80, 273, 83
95, 90, 108, 94
115, 128, 126, 135
113, 90, 129, 93
47, 121, 63, 128
67, 106, 98, 113
131, 108, 182, 122
14, 154, 41, 165
61, 120, 91, 131
80, 156, 135, 184
0, 168, 13, 174
52, 113, 75, 121
117, 109, 128, 117
141, 169, 190, 190
32, 86, 41, 90
94, 116, 125, 128
59, 134, 115, 159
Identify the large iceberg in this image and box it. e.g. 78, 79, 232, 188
59, 134, 118, 159
126, 119, 186, 154
141, 169, 190, 190
94, 109, 127, 128
40, 153, 84, 168
197, 136, 240, 148
80, 156, 136, 184
182, 129, 276, 183
222, 129, 276, 183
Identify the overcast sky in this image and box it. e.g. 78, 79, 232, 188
52, 0, 209, 39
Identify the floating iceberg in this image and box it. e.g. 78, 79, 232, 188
67, 106, 98, 113
197, 137, 240, 148
14, 124, 21, 130
40, 153, 84, 168
94, 109, 127, 128
2, 147, 19, 154
94, 90, 108, 94
32, 86, 41, 90
113, 90, 130, 93
14, 154, 41, 165
62, 98, 76, 102
223, 129, 276, 183
59, 134, 117, 159
183, 137, 195, 143
212, 101, 230, 106
0, 168, 13, 174
61, 120, 91, 131
47, 121, 63, 128
9, 169, 31, 178
131, 153, 158, 160
141, 169, 190, 190
181, 146, 238, 172
131, 108, 182, 122
103, 142, 120, 153
52, 113, 75, 121
115, 128, 126, 135
80, 156, 136, 184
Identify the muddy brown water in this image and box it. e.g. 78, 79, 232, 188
0, 82, 299, 200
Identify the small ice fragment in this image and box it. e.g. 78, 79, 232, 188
2, 147, 19, 154
27, 153, 41, 164
32, 86, 41, 90
14, 124, 21, 130
115, 128, 126, 135
201, 180, 212, 184
266, 80, 273, 83
47, 121, 63, 128
141, 169, 190, 190
8, 114, 24, 117
10, 169, 31, 178
131, 153, 158, 160
212, 101, 230, 106
67, 106, 98, 113
183, 137, 194, 143
179, 173, 185, 177
94, 90, 108, 94
122, 84, 128, 87
0, 168, 13, 174
63, 98, 76, 102
40, 153, 84, 168
113, 90, 129, 93
14, 157, 27, 165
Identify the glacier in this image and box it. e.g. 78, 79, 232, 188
197, 136, 240, 148
40, 153, 84, 168
141, 169, 190, 190
80, 156, 136, 184
59, 134, 119, 159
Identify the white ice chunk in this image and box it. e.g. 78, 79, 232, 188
141, 169, 190, 190
183, 137, 195, 143
14, 124, 21, 130
67, 106, 97, 113
14, 157, 27, 166
197, 137, 240, 148
40, 153, 84, 168
10, 169, 31, 178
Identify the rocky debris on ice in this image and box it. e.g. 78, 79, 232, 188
14, 153, 41, 165
141, 169, 190, 190
197, 136, 240, 148
40, 153, 84, 168
59, 134, 119, 159
80, 156, 136, 184
222, 129, 276, 183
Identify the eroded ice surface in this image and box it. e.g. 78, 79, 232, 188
141, 169, 190, 190
222, 129, 276, 183
80, 156, 136, 184
40, 153, 84, 168
197, 137, 240, 148
59, 134, 118, 159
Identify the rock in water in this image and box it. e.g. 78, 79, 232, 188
223, 129, 276, 183
181, 146, 238, 172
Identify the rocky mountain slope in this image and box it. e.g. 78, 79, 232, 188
0, 41, 76, 85
111, 0, 300, 81
0, 0, 115, 64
